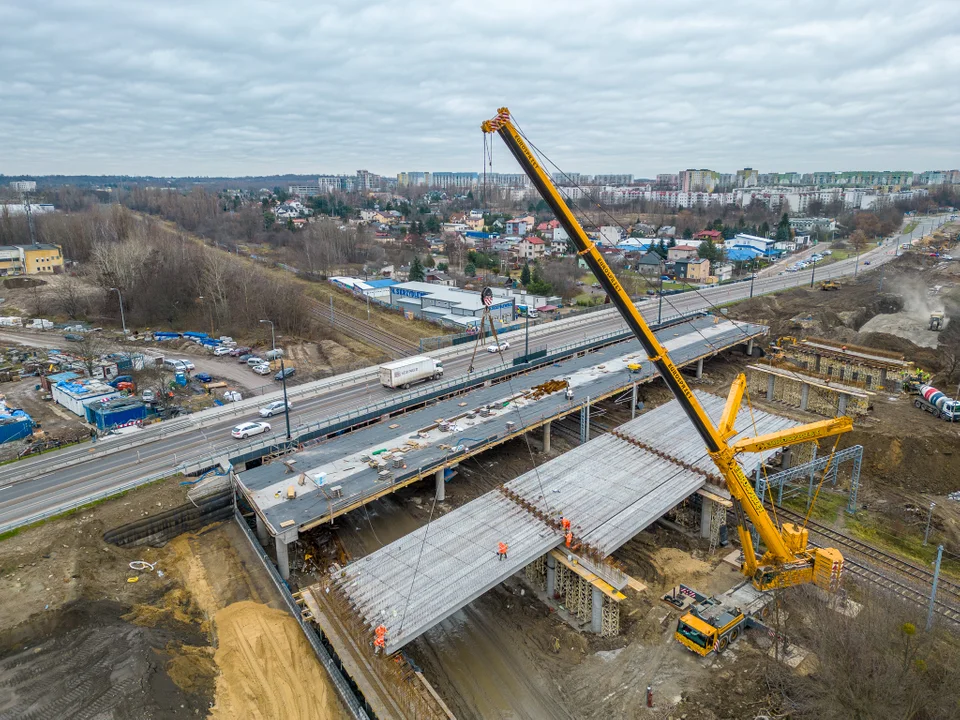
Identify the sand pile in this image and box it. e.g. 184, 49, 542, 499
208, 600, 343, 720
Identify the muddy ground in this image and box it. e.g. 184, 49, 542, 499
0, 477, 348, 720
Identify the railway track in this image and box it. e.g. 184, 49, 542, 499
772, 505, 960, 614
307, 300, 417, 359
553, 409, 960, 624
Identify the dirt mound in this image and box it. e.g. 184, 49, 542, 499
0, 599, 214, 719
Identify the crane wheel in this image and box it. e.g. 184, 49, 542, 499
914, 400, 922, 408
718, 636, 729, 652
730, 628, 740, 643
760, 605, 770, 619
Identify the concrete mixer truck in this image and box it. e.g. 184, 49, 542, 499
914, 384, 960, 422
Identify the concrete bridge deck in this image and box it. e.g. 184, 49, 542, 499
237, 318, 766, 549
326, 392, 798, 654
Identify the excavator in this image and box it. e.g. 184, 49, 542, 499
483, 108, 852, 652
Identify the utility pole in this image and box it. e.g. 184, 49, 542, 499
109, 287, 127, 336
926, 545, 943, 631
809, 256, 817, 288
260, 319, 292, 441
524, 312, 529, 358
330, 296, 334, 322
923, 502, 935, 545
878, 264, 885, 292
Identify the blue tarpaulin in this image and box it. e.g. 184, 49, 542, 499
0, 409, 34, 443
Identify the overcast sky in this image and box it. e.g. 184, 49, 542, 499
2, 1, 958, 177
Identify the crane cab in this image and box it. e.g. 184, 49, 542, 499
672, 582, 771, 656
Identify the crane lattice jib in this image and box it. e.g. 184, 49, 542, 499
482, 107, 826, 565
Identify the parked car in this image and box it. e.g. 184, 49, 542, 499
259, 400, 292, 417
487, 341, 510, 353
275, 367, 296, 381
142, 389, 156, 403
237, 354, 253, 363
213, 346, 232, 357
163, 358, 188, 372
195, 372, 213, 383
63, 334, 83, 342
177, 359, 195, 371
246, 356, 265, 367
231, 421, 271, 439
229, 346, 251, 357
252, 363, 271, 375
863, 260, 871, 265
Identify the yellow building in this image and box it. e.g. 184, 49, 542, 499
0, 244, 64, 276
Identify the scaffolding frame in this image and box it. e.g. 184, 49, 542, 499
754, 444, 863, 514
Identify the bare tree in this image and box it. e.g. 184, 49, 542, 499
54, 274, 89, 319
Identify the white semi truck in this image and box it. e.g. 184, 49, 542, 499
379, 356, 444, 389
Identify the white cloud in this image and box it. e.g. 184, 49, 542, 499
1, 0, 958, 176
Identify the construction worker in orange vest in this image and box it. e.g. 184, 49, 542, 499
498, 541, 508, 560
565, 531, 573, 548
561, 517, 571, 532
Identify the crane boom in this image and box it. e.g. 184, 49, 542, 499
482, 108, 849, 591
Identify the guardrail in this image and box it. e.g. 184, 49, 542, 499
232, 509, 371, 720
182, 310, 706, 474
0, 468, 173, 536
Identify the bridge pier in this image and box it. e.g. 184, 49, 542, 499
435, 467, 445, 502
591, 587, 603, 633
275, 526, 298, 580
255, 515, 269, 547
696, 358, 703, 379
838, 394, 848, 416
542, 422, 551, 454
767, 374, 775, 400
546, 553, 556, 597
700, 497, 714, 539
631, 383, 638, 419
800, 383, 809, 411
747, 338, 754, 356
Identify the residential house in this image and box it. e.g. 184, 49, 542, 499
374, 210, 402, 225
505, 215, 535, 236
673, 257, 711, 283
666, 244, 699, 262
635, 252, 664, 276
517, 236, 546, 262
360, 209, 378, 222
726, 233, 778, 256
693, 230, 723, 244
598, 226, 623, 246
425, 270, 456, 286
465, 215, 485, 231
712, 264, 733, 282
657, 225, 677, 238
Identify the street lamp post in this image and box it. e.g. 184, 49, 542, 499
109, 287, 127, 336
657, 259, 664, 325
809, 256, 818, 288
260, 319, 292, 441
524, 312, 529, 358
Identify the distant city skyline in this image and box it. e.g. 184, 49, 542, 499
2, 1, 959, 176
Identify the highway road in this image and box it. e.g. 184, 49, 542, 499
0, 214, 948, 530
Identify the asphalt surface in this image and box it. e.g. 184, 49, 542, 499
0, 215, 948, 529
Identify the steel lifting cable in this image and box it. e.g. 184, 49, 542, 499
743, 384, 782, 532
802, 433, 842, 531
510, 119, 756, 350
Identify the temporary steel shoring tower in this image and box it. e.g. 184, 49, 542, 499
755, 444, 863, 514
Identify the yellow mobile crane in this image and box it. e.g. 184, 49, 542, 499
482, 108, 852, 644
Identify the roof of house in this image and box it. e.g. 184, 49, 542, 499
695, 230, 723, 239
524, 237, 545, 245
672, 244, 698, 251
637, 253, 663, 265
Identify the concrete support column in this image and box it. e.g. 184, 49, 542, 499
838, 394, 848, 416
767, 374, 775, 400
746, 338, 754, 356
700, 497, 714, 539
435, 467, 445, 502
631, 383, 638, 419
781, 448, 792, 470
542, 422, 551, 454
276, 535, 291, 580
800, 383, 809, 411
591, 587, 603, 634
546, 554, 556, 597
696, 358, 704, 379
880, 368, 888, 388
255, 514, 269, 547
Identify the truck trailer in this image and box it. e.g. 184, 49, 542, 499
378, 356, 443, 389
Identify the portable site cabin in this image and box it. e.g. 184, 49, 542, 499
52, 379, 120, 417
86, 397, 148, 431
